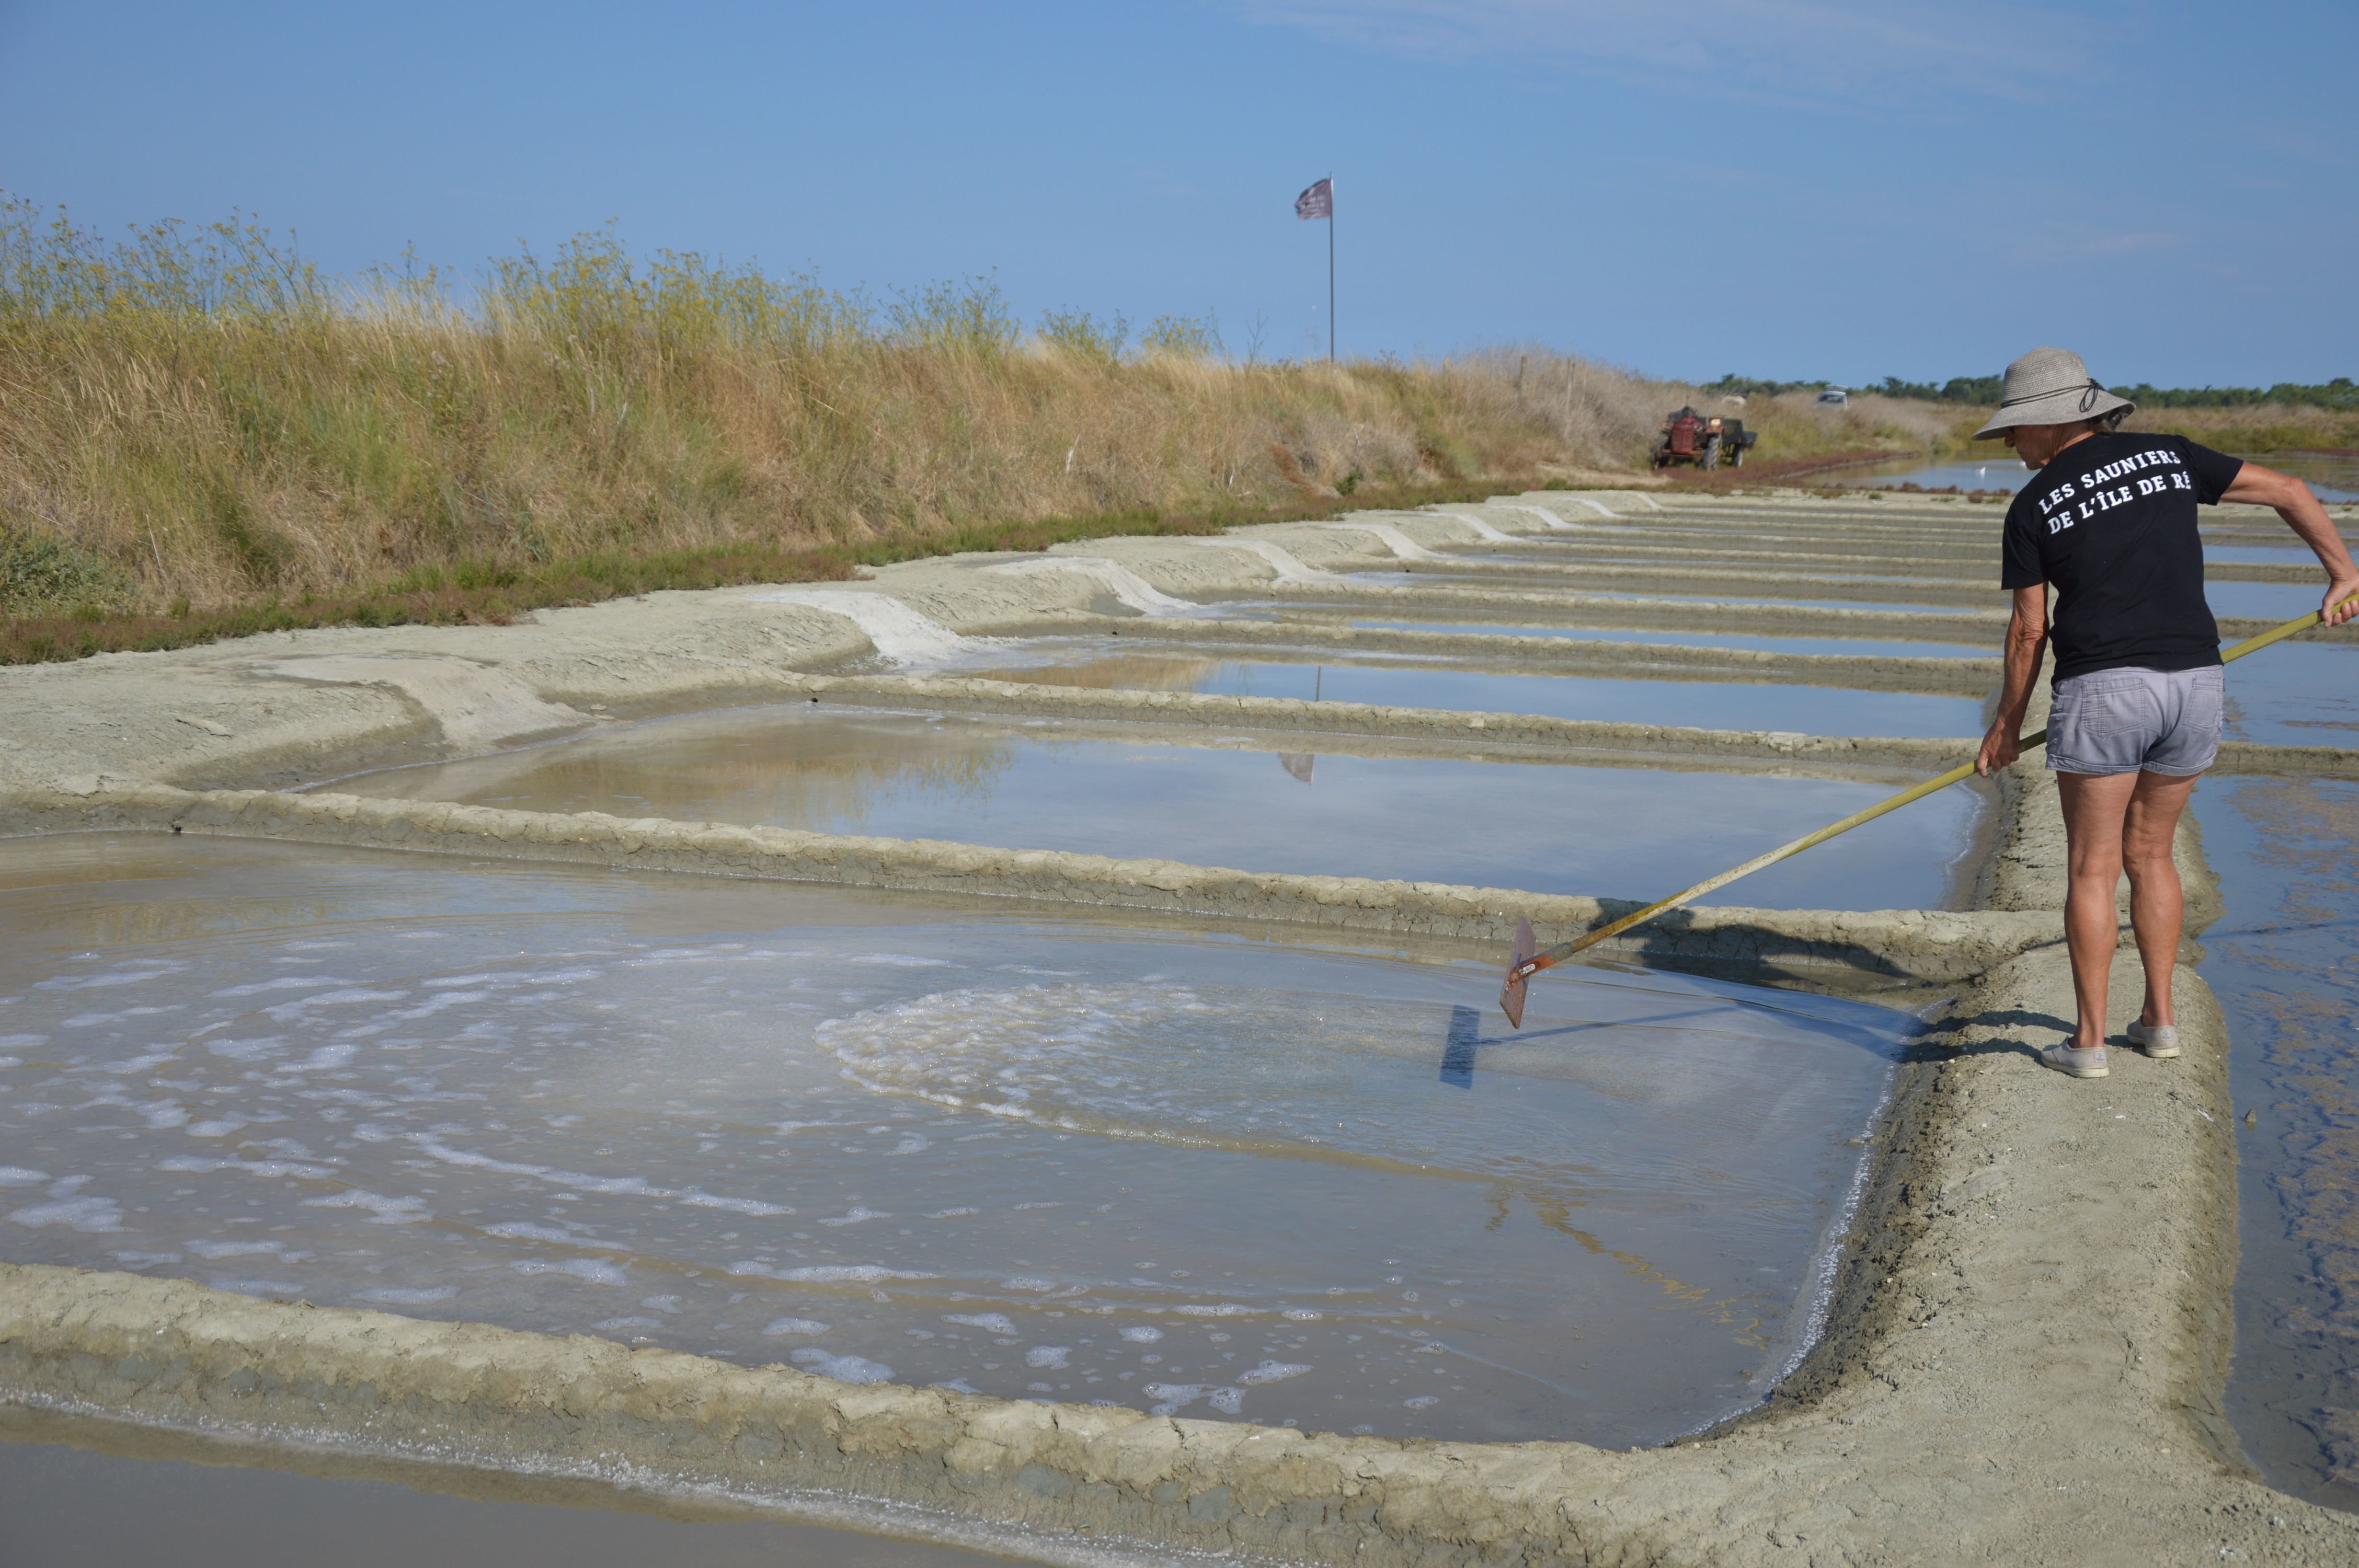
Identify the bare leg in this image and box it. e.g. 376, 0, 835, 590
2056, 771, 2139, 1050
2122, 770, 2197, 1028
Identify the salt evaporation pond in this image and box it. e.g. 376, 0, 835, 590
2209, 581, 2333, 620
331, 707, 1982, 912
0, 1405, 1004, 1568
2221, 641, 2359, 748
973, 651, 1986, 737
0, 836, 1916, 1447
2194, 776, 2359, 1515
1326, 620, 1996, 661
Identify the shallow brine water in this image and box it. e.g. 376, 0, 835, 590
0, 836, 1913, 1448
2221, 642, 2359, 749
971, 651, 1986, 738
332, 708, 1982, 912
1333, 621, 1995, 661
2196, 776, 2359, 1513
1834, 454, 2358, 504
2210, 581, 2335, 620
0, 1407, 994, 1567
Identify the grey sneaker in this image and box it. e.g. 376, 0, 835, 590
2040, 1043, 2110, 1078
2126, 1020, 2181, 1059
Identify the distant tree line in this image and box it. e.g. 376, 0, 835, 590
1702, 373, 2358, 410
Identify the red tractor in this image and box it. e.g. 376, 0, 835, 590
1651, 406, 1756, 471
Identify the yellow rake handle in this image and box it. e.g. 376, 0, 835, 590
1506, 592, 2357, 990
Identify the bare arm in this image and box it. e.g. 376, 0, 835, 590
1976, 584, 2048, 776
2223, 463, 2359, 625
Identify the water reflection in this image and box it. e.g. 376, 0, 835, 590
330, 706, 1983, 912
975, 651, 1989, 740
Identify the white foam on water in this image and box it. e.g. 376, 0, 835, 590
361, 1285, 459, 1306
1185, 536, 1337, 583
1119, 1325, 1162, 1343
947, 1313, 1016, 1335
34, 964, 186, 991
762, 1317, 831, 1336
1025, 1345, 1071, 1369
186, 1239, 305, 1261
1323, 522, 1446, 561
1423, 510, 1519, 543
737, 1263, 936, 1285
156, 1155, 337, 1181
747, 589, 975, 664
1501, 503, 1587, 529
1141, 1382, 1208, 1414
514, 1257, 626, 1285
0, 1167, 48, 1186
482, 1220, 603, 1247
789, 1348, 895, 1383
413, 1136, 792, 1216
211, 975, 358, 997
7, 1195, 122, 1231
985, 556, 1196, 615
1237, 1360, 1311, 1386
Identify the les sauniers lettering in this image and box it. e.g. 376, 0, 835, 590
2037, 447, 2196, 534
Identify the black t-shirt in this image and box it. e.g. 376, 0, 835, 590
2000, 432, 2243, 684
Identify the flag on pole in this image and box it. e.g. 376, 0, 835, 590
1294, 177, 1332, 221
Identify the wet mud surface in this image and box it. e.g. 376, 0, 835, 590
331, 706, 1983, 911
0, 834, 1914, 1448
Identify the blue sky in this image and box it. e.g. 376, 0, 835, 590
1, 1, 2350, 385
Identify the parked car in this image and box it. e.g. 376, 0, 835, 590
1816, 386, 1849, 407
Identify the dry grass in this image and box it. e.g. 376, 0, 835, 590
0, 203, 1974, 640
2113, 403, 2359, 456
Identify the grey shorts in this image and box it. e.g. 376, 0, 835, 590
2047, 664, 2224, 777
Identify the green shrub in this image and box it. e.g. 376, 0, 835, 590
0, 520, 127, 610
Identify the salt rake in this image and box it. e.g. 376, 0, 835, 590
1498, 594, 2359, 1028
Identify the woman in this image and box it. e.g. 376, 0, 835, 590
1972, 347, 2359, 1078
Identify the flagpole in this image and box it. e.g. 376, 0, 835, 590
1326, 174, 1335, 363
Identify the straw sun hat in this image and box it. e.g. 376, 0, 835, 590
1971, 347, 2137, 441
